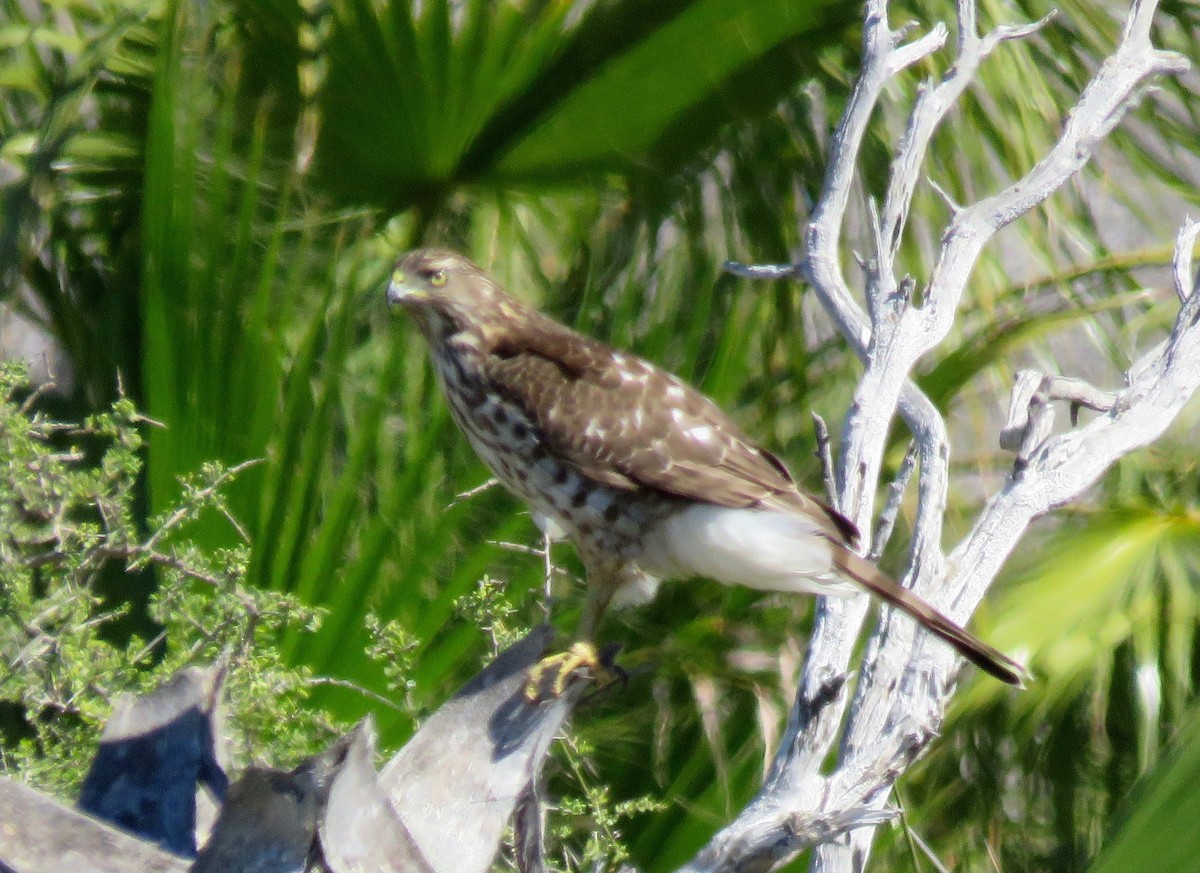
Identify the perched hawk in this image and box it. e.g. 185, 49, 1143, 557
387, 248, 1023, 686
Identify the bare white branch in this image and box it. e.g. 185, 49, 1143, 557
678, 1, 1193, 871
885, 23, 948, 77
1000, 372, 1121, 466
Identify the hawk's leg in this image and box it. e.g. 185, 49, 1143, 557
524, 568, 624, 702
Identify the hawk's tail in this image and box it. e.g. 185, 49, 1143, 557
831, 546, 1027, 687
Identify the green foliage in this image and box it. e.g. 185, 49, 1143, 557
547, 734, 668, 872
453, 574, 530, 656
240, 0, 853, 207
0, 362, 335, 794
0, 0, 158, 408
1086, 707, 1200, 873
363, 612, 422, 713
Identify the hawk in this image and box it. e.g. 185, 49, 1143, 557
387, 248, 1024, 687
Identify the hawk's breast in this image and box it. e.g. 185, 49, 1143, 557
432, 345, 669, 561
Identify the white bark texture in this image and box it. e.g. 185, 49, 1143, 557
677, 2, 1193, 871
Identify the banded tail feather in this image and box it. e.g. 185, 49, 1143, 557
832, 546, 1026, 686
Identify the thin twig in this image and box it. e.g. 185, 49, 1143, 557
893, 785, 924, 873
219, 504, 252, 543
143, 458, 263, 552
722, 261, 798, 281
1173, 218, 1200, 302
17, 381, 57, 415
984, 836, 1005, 873
93, 545, 226, 587
452, 477, 500, 505
908, 827, 952, 873
306, 676, 408, 715
811, 412, 837, 506
541, 530, 554, 625
870, 441, 917, 562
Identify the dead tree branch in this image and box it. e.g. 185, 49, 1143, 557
690, 1, 1191, 870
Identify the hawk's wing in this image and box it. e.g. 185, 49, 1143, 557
483, 317, 857, 544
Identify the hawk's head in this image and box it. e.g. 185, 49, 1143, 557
387, 248, 517, 341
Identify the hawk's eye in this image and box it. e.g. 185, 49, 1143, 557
429, 269, 447, 287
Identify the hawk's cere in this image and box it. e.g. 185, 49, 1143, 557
387, 248, 1024, 686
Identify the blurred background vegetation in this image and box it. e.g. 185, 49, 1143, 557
2, 0, 1200, 870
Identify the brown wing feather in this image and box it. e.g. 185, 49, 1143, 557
483, 316, 857, 543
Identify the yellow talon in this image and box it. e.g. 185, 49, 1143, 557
524, 641, 624, 702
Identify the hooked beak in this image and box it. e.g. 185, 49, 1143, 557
386, 270, 426, 307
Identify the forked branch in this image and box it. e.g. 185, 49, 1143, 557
692, 2, 1191, 871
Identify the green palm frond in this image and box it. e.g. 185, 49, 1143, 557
229, 0, 851, 209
